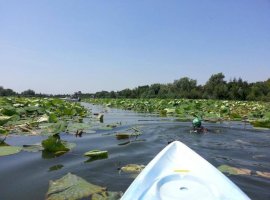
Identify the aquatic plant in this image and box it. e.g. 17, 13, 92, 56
0, 97, 89, 136
46, 173, 122, 200
0, 146, 22, 156
85, 98, 270, 128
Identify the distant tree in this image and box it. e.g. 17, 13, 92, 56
134, 85, 150, 98
21, 89, 36, 97
110, 91, 117, 98
157, 84, 174, 98
118, 89, 133, 98
147, 83, 161, 98
86, 73, 269, 102
247, 81, 269, 101
95, 91, 110, 98
204, 73, 228, 99
227, 78, 250, 100
0, 86, 17, 96
172, 77, 197, 98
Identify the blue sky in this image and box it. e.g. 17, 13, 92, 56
0, 0, 269, 94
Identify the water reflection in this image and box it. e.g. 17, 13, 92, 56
48, 164, 64, 172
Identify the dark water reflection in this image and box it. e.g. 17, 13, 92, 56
0, 103, 270, 200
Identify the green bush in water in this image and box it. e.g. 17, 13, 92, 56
42, 135, 69, 153
251, 119, 270, 128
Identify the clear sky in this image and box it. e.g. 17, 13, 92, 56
0, 0, 269, 94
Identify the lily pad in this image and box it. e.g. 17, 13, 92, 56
218, 165, 251, 175
1, 106, 17, 116
0, 146, 22, 156
164, 108, 176, 114
84, 150, 108, 159
256, 171, 270, 179
46, 173, 106, 200
92, 191, 123, 200
0, 116, 12, 126
120, 164, 145, 173
49, 113, 58, 123
37, 114, 49, 123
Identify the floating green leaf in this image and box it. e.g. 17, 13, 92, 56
84, 150, 108, 157
218, 165, 251, 175
164, 108, 176, 114
0, 146, 22, 156
84, 150, 108, 162
37, 114, 49, 123
46, 173, 106, 200
218, 165, 270, 179
49, 113, 58, 123
120, 164, 145, 173
256, 171, 270, 179
0, 106, 17, 116
0, 116, 12, 126
92, 191, 123, 200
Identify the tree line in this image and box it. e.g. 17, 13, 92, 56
1, 73, 270, 101
93, 73, 270, 101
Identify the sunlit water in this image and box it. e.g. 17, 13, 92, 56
0, 103, 269, 200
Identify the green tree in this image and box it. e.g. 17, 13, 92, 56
204, 73, 228, 99
147, 83, 161, 98
172, 77, 197, 98
21, 89, 35, 97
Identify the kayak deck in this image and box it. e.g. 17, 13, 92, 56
121, 141, 250, 200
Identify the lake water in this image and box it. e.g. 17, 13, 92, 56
0, 103, 269, 200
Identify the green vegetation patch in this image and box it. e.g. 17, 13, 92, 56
42, 136, 69, 153
0, 97, 89, 136
0, 116, 12, 126
85, 98, 270, 128
250, 119, 270, 128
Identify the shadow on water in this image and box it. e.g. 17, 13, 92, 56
0, 103, 270, 200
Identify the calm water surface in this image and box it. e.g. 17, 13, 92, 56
0, 103, 269, 200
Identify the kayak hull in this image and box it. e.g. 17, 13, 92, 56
121, 141, 250, 200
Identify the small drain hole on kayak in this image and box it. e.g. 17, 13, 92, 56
179, 187, 188, 191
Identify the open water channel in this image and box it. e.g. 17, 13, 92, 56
0, 102, 269, 200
